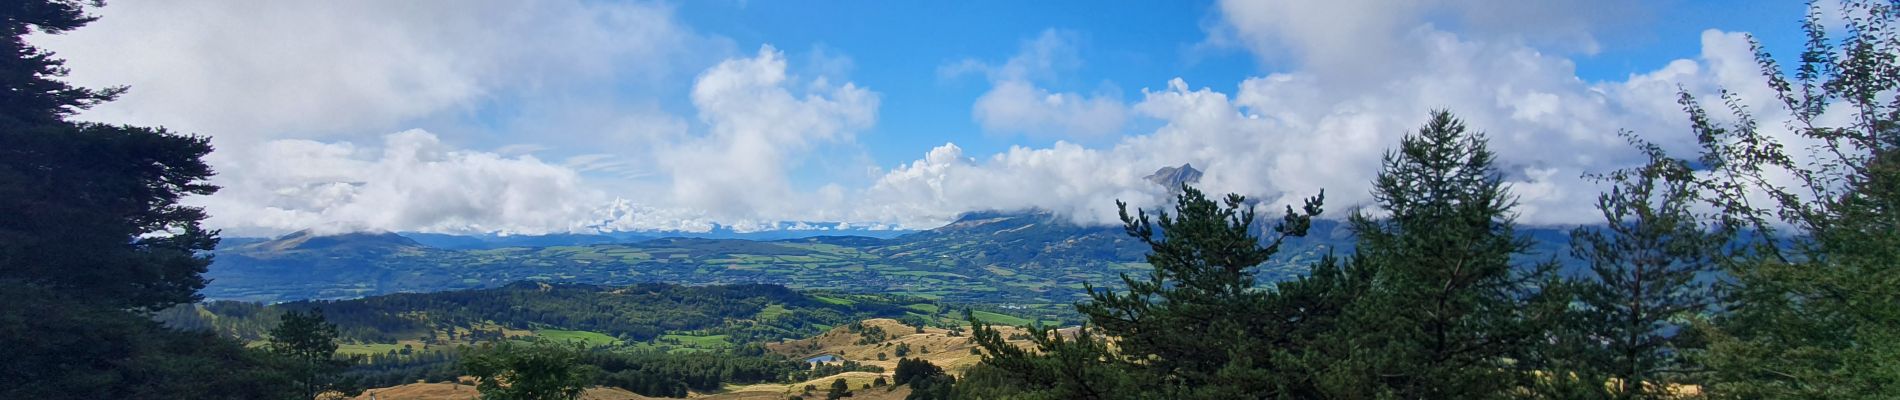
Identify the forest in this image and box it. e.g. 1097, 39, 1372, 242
159, 281, 930, 344
950, 1, 1900, 397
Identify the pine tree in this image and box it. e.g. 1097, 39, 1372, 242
270, 310, 344, 400
0, 0, 219, 312
0, 0, 121, 127
970, 185, 1324, 399
0, 2, 287, 399
1558, 136, 1722, 399
1318, 110, 1554, 399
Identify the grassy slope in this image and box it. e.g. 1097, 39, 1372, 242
537, 329, 622, 346
767, 318, 1036, 375
348, 317, 1012, 400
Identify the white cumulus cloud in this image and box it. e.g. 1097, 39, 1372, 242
199, 130, 605, 236
951, 30, 1130, 138
34, 1, 1814, 236
33, 0, 707, 146
659, 45, 880, 222
862, 27, 1779, 229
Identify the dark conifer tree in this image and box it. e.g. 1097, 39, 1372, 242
0, 2, 290, 399
971, 185, 1324, 399
1551, 136, 1722, 399
0, 0, 219, 312
270, 310, 345, 400
1315, 110, 1554, 399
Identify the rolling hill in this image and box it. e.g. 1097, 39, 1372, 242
204, 211, 1576, 318
162, 283, 1015, 399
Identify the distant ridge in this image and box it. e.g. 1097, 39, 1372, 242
928, 209, 1063, 234
401, 232, 628, 250
240, 229, 424, 254
203, 206, 1580, 305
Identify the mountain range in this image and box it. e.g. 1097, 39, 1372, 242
205, 209, 1579, 321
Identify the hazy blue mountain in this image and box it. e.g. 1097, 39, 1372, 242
213, 236, 270, 250
237, 230, 425, 255
202, 211, 1579, 320
164, 281, 932, 345
400, 232, 632, 249
391, 224, 915, 250
652, 222, 915, 240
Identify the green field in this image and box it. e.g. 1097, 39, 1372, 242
661, 334, 730, 348
536, 329, 621, 346
970, 310, 1035, 327
812, 295, 856, 306
756, 304, 790, 320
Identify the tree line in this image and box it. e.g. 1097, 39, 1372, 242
961, 1, 1900, 399
157, 281, 918, 345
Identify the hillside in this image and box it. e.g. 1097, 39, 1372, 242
204, 211, 1576, 318
337, 317, 1025, 400
402, 232, 630, 250
161, 282, 1031, 399
237, 230, 428, 255
161, 283, 1024, 398
162, 282, 933, 347
767, 318, 1035, 374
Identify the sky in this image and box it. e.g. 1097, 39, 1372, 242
31, 0, 1820, 236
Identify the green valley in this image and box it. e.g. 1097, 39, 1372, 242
204, 212, 1377, 317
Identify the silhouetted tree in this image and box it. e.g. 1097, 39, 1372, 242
1316, 110, 1556, 398
0, 0, 220, 313
971, 183, 1324, 398
269, 310, 344, 400
0, 2, 291, 399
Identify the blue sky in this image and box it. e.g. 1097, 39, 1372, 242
672, 0, 1808, 171
676, 0, 1255, 160
36, 0, 1825, 235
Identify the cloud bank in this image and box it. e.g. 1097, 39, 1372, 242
34, 0, 708, 146
200, 130, 604, 236
859, 16, 1778, 229
34, 1, 1799, 235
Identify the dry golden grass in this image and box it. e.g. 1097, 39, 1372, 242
354, 318, 1044, 399
766, 318, 1037, 375
723, 378, 911, 400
